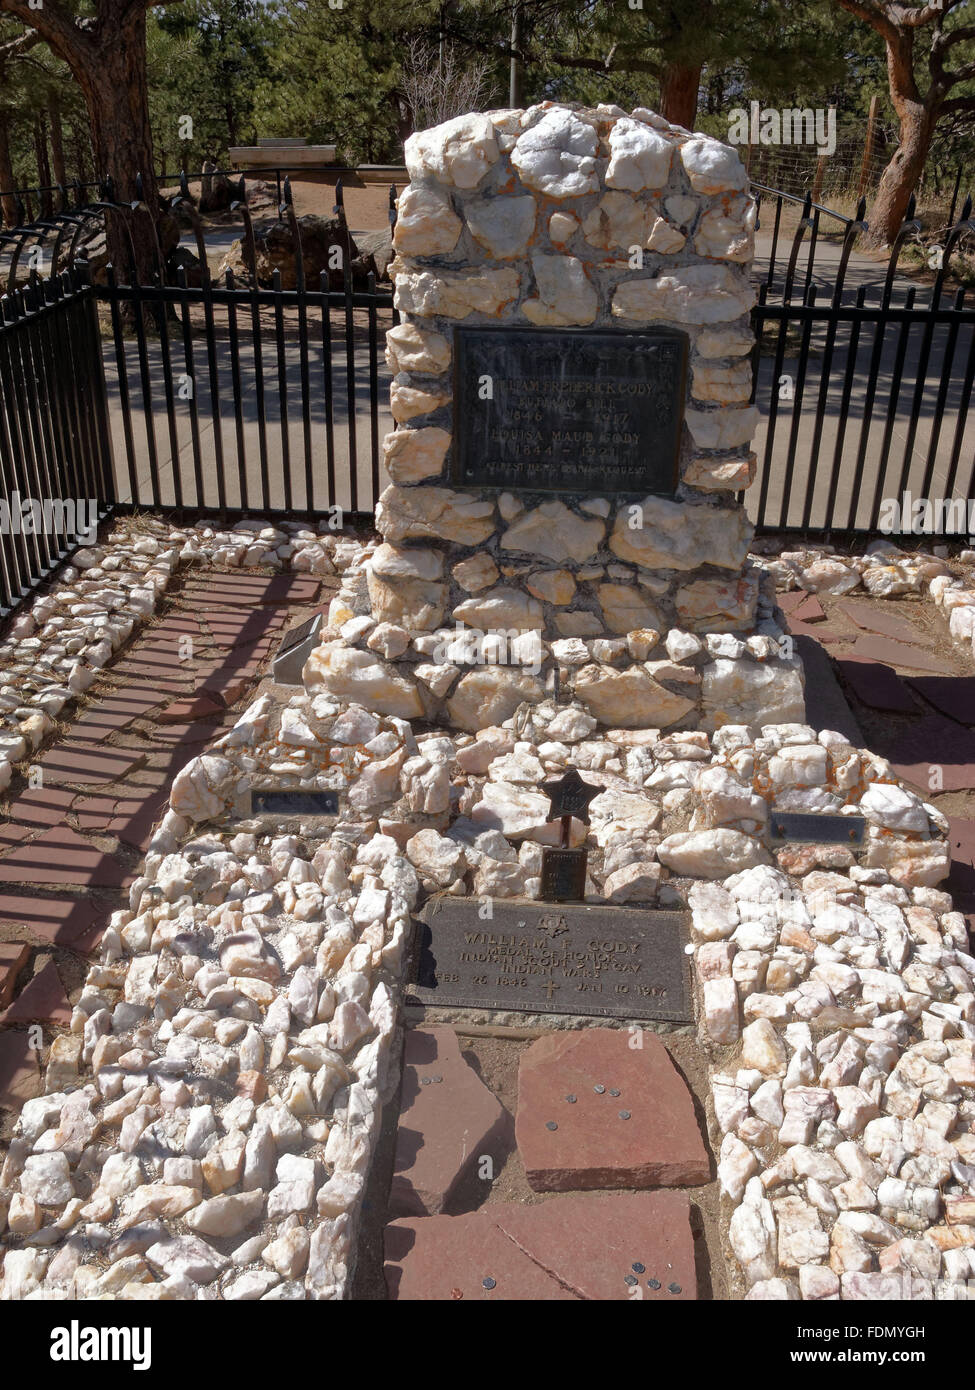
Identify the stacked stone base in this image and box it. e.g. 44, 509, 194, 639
304, 542, 806, 735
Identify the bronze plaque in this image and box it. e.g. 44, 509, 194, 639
407, 899, 692, 1022
452, 325, 688, 494
770, 811, 866, 845
540, 847, 588, 902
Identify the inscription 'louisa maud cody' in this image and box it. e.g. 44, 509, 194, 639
452, 325, 688, 496
409, 900, 692, 1023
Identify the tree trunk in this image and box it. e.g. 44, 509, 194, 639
63, 9, 160, 285
659, 61, 702, 129
34, 114, 53, 217
48, 92, 68, 192
0, 113, 17, 228
866, 103, 938, 245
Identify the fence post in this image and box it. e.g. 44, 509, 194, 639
857, 95, 879, 197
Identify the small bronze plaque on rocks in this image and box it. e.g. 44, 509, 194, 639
770, 811, 866, 845
452, 325, 688, 495
250, 790, 339, 816
407, 899, 692, 1023
540, 848, 588, 902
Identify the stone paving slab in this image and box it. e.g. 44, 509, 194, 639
0, 826, 129, 888
885, 715, 975, 793
788, 620, 848, 644
792, 595, 827, 624
178, 574, 321, 609
838, 599, 927, 643
0, 893, 104, 950
5, 789, 77, 828
836, 657, 918, 714
792, 636, 863, 747
390, 1025, 510, 1218
384, 1191, 697, 1301
0, 1031, 40, 1108
776, 590, 808, 613
0, 941, 30, 1008
36, 742, 146, 788
71, 792, 151, 834
0, 959, 71, 1025
851, 634, 956, 675
905, 676, 975, 726
515, 1028, 710, 1192
159, 694, 226, 723
948, 816, 975, 868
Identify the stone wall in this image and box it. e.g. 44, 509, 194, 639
307, 103, 805, 733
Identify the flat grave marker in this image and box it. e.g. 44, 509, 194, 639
407, 898, 692, 1023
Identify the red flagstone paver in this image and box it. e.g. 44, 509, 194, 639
838, 599, 927, 643
777, 590, 808, 613
785, 616, 847, 644
72, 792, 148, 832
948, 817, 975, 867
0, 822, 38, 853
390, 1026, 510, 1218
0, 893, 103, 950
5, 788, 77, 828
202, 676, 252, 708
37, 741, 145, 787
159, 694, 225, 723
836, 658, 918, 714
1, 959, 71, 1025
515, 1028, 710, 1192
793, 595, 827, 623
0, 1031, 41, 1108
885, 715, 975, 793
905, 676, 975, 726
851, 634, 956, 675
0, 941, 30, 1008
128, 721, 225, 750
0, 826, 128, 888
384, 1191, 697, 1301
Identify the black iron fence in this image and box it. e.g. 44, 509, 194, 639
750, 185, 975, 537
0, 272, 115, 618
0, 173, 974, 623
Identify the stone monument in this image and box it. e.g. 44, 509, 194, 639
305, 102, 805, 733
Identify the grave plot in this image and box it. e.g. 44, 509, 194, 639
1, 104, 974, 1307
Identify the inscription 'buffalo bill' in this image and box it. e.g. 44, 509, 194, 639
452, 325, 688, 495
408, 899, 692, 1023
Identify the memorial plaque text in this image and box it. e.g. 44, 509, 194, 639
408, 900, 692, 1023
453, 326, 688, 495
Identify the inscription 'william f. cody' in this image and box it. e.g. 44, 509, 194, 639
410, 901, 692, 1022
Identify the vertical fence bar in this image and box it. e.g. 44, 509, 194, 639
3, 294, 53, 577
867, 287, 917, 531
153, 279, 185, 511
176, 267, 206, 509
102, 264, 141, 507
200, 259, 227, 516
319, 271, 337, 512
941, 303, 975, 504
272, 267, 292, 513
367, 272, 380, 511
225, 270, 250, 511
822, 286, 867, 538
0, 299, 41, 592
284, 181, 314, 514
343, 259, 359, 514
